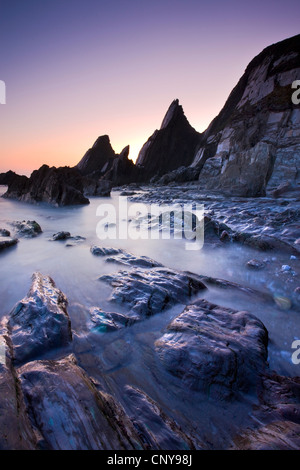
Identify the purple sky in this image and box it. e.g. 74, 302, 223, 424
0, 0, 299, 175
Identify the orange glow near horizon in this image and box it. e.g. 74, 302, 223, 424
1, 1, 299, 176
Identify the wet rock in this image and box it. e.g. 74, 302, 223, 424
101, 339, 133, 371
233, 421, 300, 450
7, 273, 72, 364
271, 181, 294, 198
234, 232, 300, 255
0, 333, 37, 450
50, 232, 86, 244
65, 236, 86, 247
246, 259, 266, 270
99, 268, 206, 320
120, 190, 136, 196
155, 299, 268, 399
51, 231, 71, 241
18, 355, 142, 450
233, 373, 300, 450
11, 220, 42, 238
105, 251, 163, 268
124, 386, 197, 450
220, 230, 231, 242
281, 264, 292, 272
89, 307, 138, 332
196, 274, 271, 303
0, 237, 18, 251
90, 245, 124, 257
204, 216, 232, 245
0, 229, 10, 237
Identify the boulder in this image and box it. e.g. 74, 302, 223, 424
155, 299, 268, 398
7, 273, 72, 364
0, 229, 10, 237
90, 246, 124, 257
51, 231, 71, 241
11, 220, 42, 238
0, 237, 18, 251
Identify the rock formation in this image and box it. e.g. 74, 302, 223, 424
0, 170, 19, 186
3, 165, 90, 206
75, 136, 140, 185
136, 99, 201, 181
7, 273, 72, 364
192, 34, 300, 196
134, 34, 300, 195
155, 299, 268, 399
75, 135, 116, 176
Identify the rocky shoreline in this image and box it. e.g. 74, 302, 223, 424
0, 32, 299, 450
0, 182, 300, 449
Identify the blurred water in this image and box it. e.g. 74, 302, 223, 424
0, 185, 299, 382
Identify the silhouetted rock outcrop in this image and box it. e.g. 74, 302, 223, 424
75, 135, 115, 176
3, 165, 90, 206
75, 136, 140, 185
0, 170, 19, 186
136, 99, 201, 181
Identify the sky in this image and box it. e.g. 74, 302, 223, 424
0, 0, 299, 175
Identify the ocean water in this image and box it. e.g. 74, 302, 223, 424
0, 185, 299, 446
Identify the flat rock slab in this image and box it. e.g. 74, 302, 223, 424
18, 355, 142, 450
0, 237, 18, 251
91, 245, 162, 268
105, 252, 163, 268
90, 246, 124, 256
155, 299, 268, 399
7, 272, 72, 364
99, 267, 207, 320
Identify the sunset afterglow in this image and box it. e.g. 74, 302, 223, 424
0, 0, 299, 175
